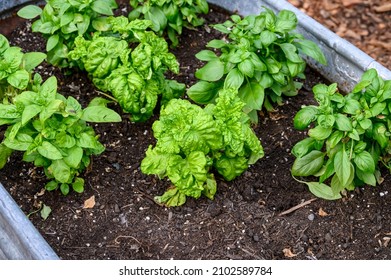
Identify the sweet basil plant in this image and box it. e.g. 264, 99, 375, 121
0, 34, 46, 103
291, 69, 391, 200
0, 75, 121, 194
68, 16, 185, 121
128, 0, 209, 46
17, 0, 118, 67
141, 88, 264, 207
188, 8, 326, 122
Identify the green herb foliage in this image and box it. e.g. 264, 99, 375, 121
128, 0, 209, 46
141, 88, 264, 206
17, 0, 118, 67
291, 69, 391, 199
0, 34, 46, 103
0, 75, 121, 195
68, 16, 185, 121
188, 8, 326, 122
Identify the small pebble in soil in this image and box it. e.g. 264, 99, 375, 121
119, 213, 127, 225
112, 163, 121, 170
308, 213, 315, 221
253, 234, 260, 242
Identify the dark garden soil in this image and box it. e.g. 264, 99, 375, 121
1, 2, 391, 260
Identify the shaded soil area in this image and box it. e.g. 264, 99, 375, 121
1, 2, 391, 260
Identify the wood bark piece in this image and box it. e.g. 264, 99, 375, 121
278, 198, 318, 216
340, 0, 364, 7
374, 3, 391, 13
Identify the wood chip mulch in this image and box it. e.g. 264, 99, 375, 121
287, 0, 391, 70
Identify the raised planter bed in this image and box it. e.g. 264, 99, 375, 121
1, 0, 391, 260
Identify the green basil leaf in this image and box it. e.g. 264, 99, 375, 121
40, 204, 52, 220
308, 126, 332, 140
291, 150, 325, 176
319, 159, 335, 183
17, 5, 42, 19
146, 7, 167, 32
23, 52, 46, 72
305, 181, 341, 200
37, 141, 63, 160
72, 177, 85, 193
291, 137, 317, 158
3, 133, 33, 151
275, 10, 297, 33
335, 113, 353, 131
343, 99, 361, 114
206, 39, 227, 49
213, 24, 230, 34
77, 133, 103, 151
195, 60, 225, 82
353, 141, 367, 154
195, 50, 218, 61
258, 72, 274, 88
91, 0, 114, 15
238, 81, 264, 111
293, 106, 318, 130
92, 17, 111, 31
87, 97, 112, 107
40, 99, 64, 122
280, 43, 302, 63
294, 39, 327, 65
370, 102, 386, 117
202, 173, 216, 200
0, 104, 20, 119
0, 143, 13, 169
187, 81, 222, 104
60, 183, 70, 195
7, 70, 29, 90
81, 106, 121, 123
265, 57, 281, 74
356, 169, 376, 186
45, 180, 58, 191
326, 130, 344, 149
39, 76, 57, 101
334, 149, 351, 187
60, 12, 73, 27
260, 30, 277, 47
141, 146, 170, 178
63, 146, 83, 168
22, 104, 42, 126
352, 80, 372, 93
77, 14, 91, 36
238, 59, 255, 78
154, 188, 186, 207
286, 61, 302, 77
373, 123, 388, 149
196, 0, 209, 14
47, 34, 59, 52
359, 119, 372, 130
49, 159, 71, 184
224, 68, 244, 90
249, 53, 267, 71
348, 129, 360, 141
354, 151, 375, 173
